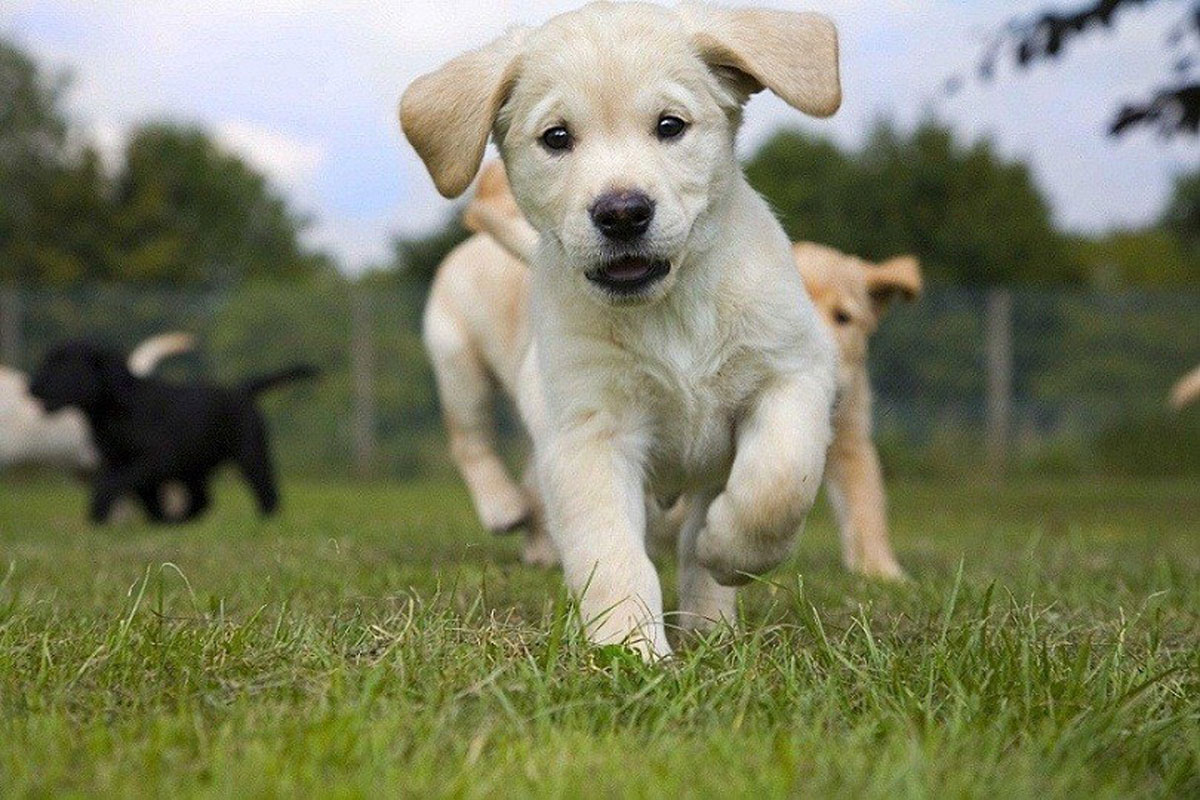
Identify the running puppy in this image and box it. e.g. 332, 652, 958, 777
404, 2, 842, 658
28, 341, 315, 524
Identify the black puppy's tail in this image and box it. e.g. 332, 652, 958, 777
242, 364, 319, 396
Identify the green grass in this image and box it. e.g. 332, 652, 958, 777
1, 476, 1198, 798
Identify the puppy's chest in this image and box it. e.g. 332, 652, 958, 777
627, 339, 763, 489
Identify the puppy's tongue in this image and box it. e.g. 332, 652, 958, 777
601, 257, 652, 281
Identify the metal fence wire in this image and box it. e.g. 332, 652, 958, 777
2, 285, 1198, 479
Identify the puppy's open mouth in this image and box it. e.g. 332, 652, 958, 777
585, 256, 671, 295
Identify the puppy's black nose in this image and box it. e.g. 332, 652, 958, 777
589, 191, 654, 241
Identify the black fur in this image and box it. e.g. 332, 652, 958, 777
28, 340, 316, 524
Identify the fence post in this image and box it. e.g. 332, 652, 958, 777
0, 288, 22, 368
984, 288, 1013, 480
350, 289, 377, 478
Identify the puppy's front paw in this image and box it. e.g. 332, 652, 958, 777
89, 497, 113, 525
695, 495, 795, 587
855, 557, 908, 582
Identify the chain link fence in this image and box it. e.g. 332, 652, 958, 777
2, 284, 1198, 480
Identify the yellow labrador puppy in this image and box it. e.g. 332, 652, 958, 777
432, 162, 920, 581
404, 2, 841, 658
791, 244, 920, 579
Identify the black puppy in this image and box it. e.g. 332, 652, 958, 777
29, 341, 316, 524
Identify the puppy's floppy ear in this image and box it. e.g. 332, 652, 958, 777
679, 4, 841, 117
400, 30, 527, 198
865, 255, 922, 316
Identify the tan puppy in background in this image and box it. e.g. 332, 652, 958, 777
792, 243, 920, 579
405, 2, 842, 658
429, 162, 919, 580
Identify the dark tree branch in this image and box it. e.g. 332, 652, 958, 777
1012, 0, 1159, 67
965, 0, 1200, 137
1110, 83, 1200, 135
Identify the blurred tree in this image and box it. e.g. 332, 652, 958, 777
381, 212, 468, 288
1, 36, 331, 286
1161, 168, 1200, 253
111, 124, 331, 287
1071, 229, 1192, 286
21, 148, 122, 283
746, 122, 1080, 286
0, 37, 114, 284
964, 0, 1200, 137
1064, 169, 1198, 287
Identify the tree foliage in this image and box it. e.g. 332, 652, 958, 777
111, 125, 329, 286
1161, 168, 1200, 253
380, 214, 469, 288
0, 36, 327, 287
746, 122, 1080, 286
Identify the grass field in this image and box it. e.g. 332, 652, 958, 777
1, 476, 1198, 797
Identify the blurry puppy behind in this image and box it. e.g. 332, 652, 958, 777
432, 161, 920, 580
28, 340, 315, 524
1, 332, 194, 473
792, 243, 920, 579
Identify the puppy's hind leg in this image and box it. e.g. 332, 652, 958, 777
236, 412, 279, 516
518, 460, 558, 567
424, 306, 530, 534
676, 493, 737, 637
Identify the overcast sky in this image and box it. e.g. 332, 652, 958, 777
4, 1, 1197, 271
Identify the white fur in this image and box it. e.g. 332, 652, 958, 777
403, 2, 840, 659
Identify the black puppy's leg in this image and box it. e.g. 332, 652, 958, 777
181, 480, 212, 522
236, 412, 279, 515
89, 459, 169, 525
136, 485, 168, 523
89, 471, 121, 524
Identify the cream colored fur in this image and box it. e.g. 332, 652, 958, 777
405, 2, 841, 659
0, 332, 195, 472
432, 162, 920, 581
1169, 365, 1200, 410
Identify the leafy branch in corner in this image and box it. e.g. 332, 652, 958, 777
950, 0, 1200, 137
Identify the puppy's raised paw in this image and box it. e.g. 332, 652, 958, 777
695, 497, 795, 587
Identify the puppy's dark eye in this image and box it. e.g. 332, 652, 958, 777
540, 125, 573, 152
834, 309, 853, 326
656, 115, 688, 141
